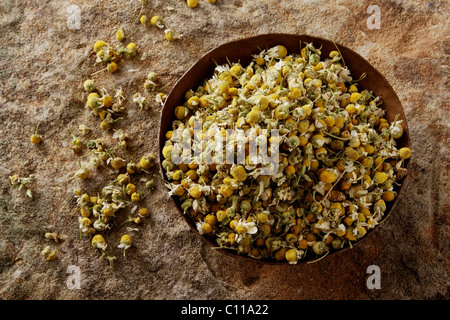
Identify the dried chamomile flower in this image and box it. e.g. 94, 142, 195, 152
319, 170, 337, 184
44, 232, 60, 243
145, 179, 155, 190
144, 72, 159, 91
127, 42, 137, 52
10, 174, 34, 198
186, 0, 198, 8
144, 80, 156, 91
87, 139, 102, 151
154, 92, 167, 108
78, 124, 91, 136
109, 157, 126, 170
208, 0, 217, 3
126, 161, 138, 175
90, 60, 119, 76
118, 212, 140, 228
86, 92, 101, 109
69, 127, 83, 153
116, 42, 138, 60
12, 176, 32, 195
230, 165, 247, 182
75, 165, 90, 180
30, 123, 42, 144
41, 246, 56, 261
79, 217, 94, 235
147, 71, 158, 82
101, 93, 113, 108
234, 219, 258, 241
138, 208, 150, 217
133, 92, 149, 112
125, 183, 137, 196
25, 189, 33, 199
116, 28, 125, 42
164, 29, 181, 41
107, 62, 118, 73
127, 219, 141, 228
114, 87, 126, 106
285, 248, 303, 264
131, 191, 142, 202
83, 79, 96, 92
118, 234, 132, 256
117, 173, 130, 185
140, 15, 148, 25
112, 128, 128, 142
93, 40, 108, 53
312, 241, 327, 255
139, 153, 156, 170
151, 16, 165, 28
91, 234, 107, 251
100, 113, 122, 130
105, 253, 117, 269
398, 147, 411, 159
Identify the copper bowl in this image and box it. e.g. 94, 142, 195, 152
158, 34, 411, 265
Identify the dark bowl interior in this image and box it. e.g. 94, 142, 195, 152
158, 34, 411, 265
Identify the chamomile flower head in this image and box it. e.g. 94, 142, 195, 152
41, 246, 56, 261
186, 0, 198, 8
151, 16, 165, 28
79, 217, 92, 234
197, 221, 213, 235
30, 123, 42, 144
93, 40, 108, 53
140, 15, 148, 25
83, 79, 96, 92
109, 157, 126, 170
118, 234, 132, 256
164, 29, 181, 41
76, 167, 90, 180
398, 147, 411, 159
91, 234, 107, 251
234, 219, 258, 243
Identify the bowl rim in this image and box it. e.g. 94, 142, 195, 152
158, 33, 411, 266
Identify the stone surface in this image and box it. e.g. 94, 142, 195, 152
0, 0, 448, 300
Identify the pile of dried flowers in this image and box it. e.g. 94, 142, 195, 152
162, 43, 411, 264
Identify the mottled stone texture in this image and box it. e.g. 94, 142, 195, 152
0, 0, 448, 300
